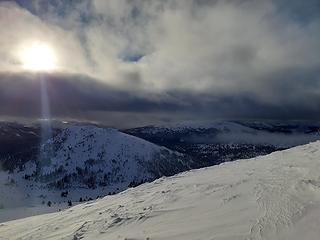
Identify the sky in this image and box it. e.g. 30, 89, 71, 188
0, 0, 319, 128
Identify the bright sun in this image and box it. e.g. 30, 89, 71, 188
20, 43, 57, 71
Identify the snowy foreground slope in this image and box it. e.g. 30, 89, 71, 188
1, 142, 320, 240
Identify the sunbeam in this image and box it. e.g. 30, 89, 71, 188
37, 75, 53, 175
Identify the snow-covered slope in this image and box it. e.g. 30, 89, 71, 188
2, 141, 320, 240
0, 126, 194, 222
38, 126, 194, 188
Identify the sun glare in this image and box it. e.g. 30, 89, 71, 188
20, 43, 57, 71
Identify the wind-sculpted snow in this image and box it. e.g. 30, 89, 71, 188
1, 141, 320, 239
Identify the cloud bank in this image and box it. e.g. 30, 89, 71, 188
0, 0, 319, 126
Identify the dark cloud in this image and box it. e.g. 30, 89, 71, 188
0, 72, 319, 127
273, 0, 320, 24
0, 72, 181, 117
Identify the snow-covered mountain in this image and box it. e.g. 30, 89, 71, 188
1, 121, 319, 222
38, 126, 195, 189
0, 126, 194, 221
1, 141, 320, 240
125, 120, 320, 166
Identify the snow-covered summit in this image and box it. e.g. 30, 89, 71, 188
2, 141, 320, 239
37, 125, 195, 189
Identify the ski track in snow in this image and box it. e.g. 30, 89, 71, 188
1, 142, 320, 239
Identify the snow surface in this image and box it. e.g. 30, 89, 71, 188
1, 141, 320, 239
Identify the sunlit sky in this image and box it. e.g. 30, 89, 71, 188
0, 0, 320, 127
18, 42, 57, 71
